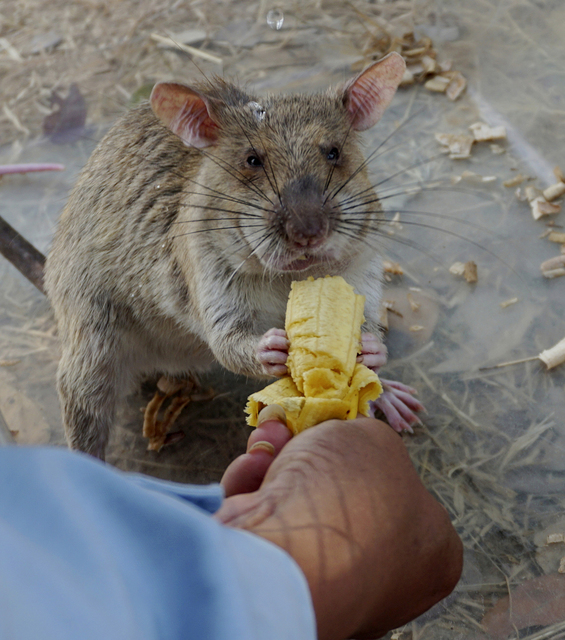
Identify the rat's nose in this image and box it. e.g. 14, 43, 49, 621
280, 175, 330, 247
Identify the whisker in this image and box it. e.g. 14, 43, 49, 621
336, 219, 447, 268
176, 189, 271, 213
326, 106, 428, 203
171, 223, 264, 240
340, 206, 501, 239
175, 145, 274, 206
341, 217, 518, 275
338, 153, 444, 208
225, 229, 277, 287
175, 203, 263, 219
171, 215, 262, 225
233, 116, 282, 207
165, 166, 274, 212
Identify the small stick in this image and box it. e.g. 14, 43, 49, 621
0, 163, 64, 175
479, 356, 539, 371
0, 215, 46, 294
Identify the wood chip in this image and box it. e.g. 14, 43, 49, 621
469, 122, 507, 142
464, 261, 478, 283
548, 533, 565, 544
449, 261, 466, 277
421, 55, 437, 74
559, 557, 565, 574
503, 174, 527, 188
435, 133, 474, 159
539, 337, 565, 369
409, 325, 424, 332
383, 300, 403, 317
543, 182, 565, 202
547, 231, 565, 244
0, 359, 21, 367
383, 260, 404, 275
400, 68, 415, 86
452, 170, 497, 184
541, 256, 565, 278
425, 76, 450, 92
525, 186, 542, 202
555, 166, 565, 182
500, 297, 519, 309
531, 197, 561, 220
490, 144, 506, 155
446, 71, 467, 100
407, 292, 421, 312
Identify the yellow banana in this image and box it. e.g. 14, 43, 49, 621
246, 276, 382, 435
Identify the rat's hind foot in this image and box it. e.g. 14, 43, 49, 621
371, 379, 425, 434
143, 376, 213, 452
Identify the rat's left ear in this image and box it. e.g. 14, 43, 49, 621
342, 52, 406, 131
150, 82, 220, 148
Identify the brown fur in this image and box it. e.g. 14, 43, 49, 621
45, 62, 402, 458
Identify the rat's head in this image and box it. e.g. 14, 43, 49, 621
151, 53, 405, 275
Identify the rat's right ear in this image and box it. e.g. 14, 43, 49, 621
150, 82, 219, 148
342, 52, 406, 131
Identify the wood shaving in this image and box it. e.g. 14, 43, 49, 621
407, 292, 421, 312
539, 337, 565, 369
449, 261, 466, 277
421, 54, 437, 74
469, 122, 507, 142
531, 197, 561, 220
547, 231, 565, 244
541, 256, 565, 278
435, 133, 474, 159
452, 170, 497, 184
446, 71, 467, 101
503, 174, 528, 188
383, 260, 404, 275
383, 300, 403, 318
0, 359, 21, 367
448, 261, 478, 283
525, 186, 542, 202
543, 182, 565, 202
548, 533, 565, 544
464, 261, 478, 283
425, 76, 450, 92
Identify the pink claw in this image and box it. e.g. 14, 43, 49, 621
257, 328, 289, 376
357, 332, 388, 371
371, 378, 425, 433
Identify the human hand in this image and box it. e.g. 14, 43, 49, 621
216, 407, 463, 640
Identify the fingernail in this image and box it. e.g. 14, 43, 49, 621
249, 441, 276, 455
257, 404, 287, 426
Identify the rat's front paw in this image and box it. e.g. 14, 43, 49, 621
371, 379, 425, 434
257, 328, 289, 377
357, 332, 388, 371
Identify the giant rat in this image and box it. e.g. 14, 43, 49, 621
45, 52, 423, 459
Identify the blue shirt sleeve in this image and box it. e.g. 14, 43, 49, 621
0, 447, 316, 640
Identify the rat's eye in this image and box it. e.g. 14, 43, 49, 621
246, 154, 263, 168
326, 147, 340, 162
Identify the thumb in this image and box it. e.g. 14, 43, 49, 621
220, 406, 291, 497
